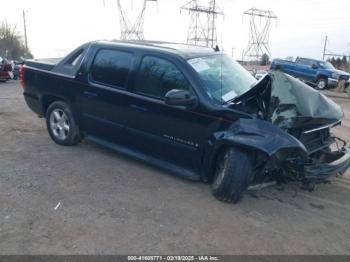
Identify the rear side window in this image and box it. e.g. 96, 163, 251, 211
91, 49, 133, 88
134, 56, 191, 99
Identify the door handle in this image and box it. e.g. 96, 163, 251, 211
129, 104, 148, 112
83, 91, 98, 98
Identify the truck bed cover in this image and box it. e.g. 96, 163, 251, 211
25, 58, 62, 71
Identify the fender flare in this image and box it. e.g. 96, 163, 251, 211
40, 93, 81, 127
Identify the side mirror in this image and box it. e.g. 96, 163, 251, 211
165, 89, 196, 107
311, 64, 318, 69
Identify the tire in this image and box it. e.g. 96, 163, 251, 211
46, 101, 81, 146
211, 147, 254, 203
316, 78, 328, 90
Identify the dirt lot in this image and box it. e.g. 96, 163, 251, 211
1, 81, 350, 254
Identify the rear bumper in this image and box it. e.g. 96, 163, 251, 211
0, 71, 10, 80
304, 148, 350, 179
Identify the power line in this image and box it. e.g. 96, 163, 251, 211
322, 36, 350, 62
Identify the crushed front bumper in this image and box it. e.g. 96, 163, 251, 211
304, 147, 350, 179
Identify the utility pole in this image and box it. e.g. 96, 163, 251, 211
211, 0, 216, 47
322, 35, 328, 60
22, 10, 28, 50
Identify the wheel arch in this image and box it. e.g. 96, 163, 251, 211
41, 94, 64, 116
316, 74, 328, 81
203, 141, 262, 183
40, 94, 81, 127
201, 118, 308, 182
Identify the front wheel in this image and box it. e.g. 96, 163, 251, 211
211, 147, 254, 203
46, 101, 81, 146
316, 78, 328, 90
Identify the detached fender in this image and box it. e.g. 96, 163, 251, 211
202, 118, 307, 180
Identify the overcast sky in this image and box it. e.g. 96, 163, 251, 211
2, 0, 350, 60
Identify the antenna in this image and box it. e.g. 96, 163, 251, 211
116, 0, 157, 40
181, 0, 224, 48
220, 33, 224, 104
243, 7, 277, 64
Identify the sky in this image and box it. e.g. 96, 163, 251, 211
1, 0, 350, 60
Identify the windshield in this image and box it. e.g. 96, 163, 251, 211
319, 61, 335, 69
188, 54, 257, 103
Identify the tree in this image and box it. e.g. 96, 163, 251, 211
260, 53, 269, 66
336, 57, 342, 68
0, 21, 33, 60
330, 57, 336, 67
341, 56, 347, 65
341, 56, 348, 69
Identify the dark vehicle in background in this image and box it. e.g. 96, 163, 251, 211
271, 57, 350, 90
0, 57, 13, 82
21, 41, 350, 203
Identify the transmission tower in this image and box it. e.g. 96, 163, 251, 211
117, 0, 157, 41
243, 7, 277, 62
181, 0, 224, 48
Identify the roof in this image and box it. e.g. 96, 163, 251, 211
94, 40, 217, 59
299, 57, 324, 63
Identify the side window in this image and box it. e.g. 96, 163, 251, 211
91, 49, 133, 88
134, 56, 191, 98
71, 52, 83, 67
66, 49, 84, 67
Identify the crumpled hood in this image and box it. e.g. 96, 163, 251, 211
268, 71, 343, 130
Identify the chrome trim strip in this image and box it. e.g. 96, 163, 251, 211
303, 120, 341, 134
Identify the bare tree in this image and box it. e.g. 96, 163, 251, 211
0, 21, 33, 60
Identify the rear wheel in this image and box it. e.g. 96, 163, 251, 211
211, 147, 254, 203
46, 101, 81, 146
316, 78, 328, 90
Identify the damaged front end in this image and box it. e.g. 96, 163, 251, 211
228, 71, 350, 190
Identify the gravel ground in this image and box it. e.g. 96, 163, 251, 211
1, 80, 350, 254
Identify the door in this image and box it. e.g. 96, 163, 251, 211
294, 58, 315, 81
125, 55, 210, 172
77, 48, 134, 144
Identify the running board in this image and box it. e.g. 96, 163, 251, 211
85, 135, 201, 181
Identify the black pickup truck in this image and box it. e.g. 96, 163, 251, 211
21, 40, 350, 203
